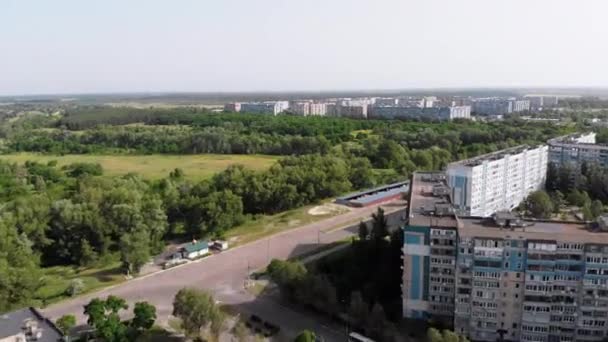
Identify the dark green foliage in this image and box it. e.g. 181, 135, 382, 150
132, 302, 157, 331
172, 288, 224, 339
294, 330, 316, 342
63, 162, 103, 177
371, 208, 389, 241
56, 314, 76, 336
83, 296, 156, 341
524, 191, 554, 219
546, 162, 608, 209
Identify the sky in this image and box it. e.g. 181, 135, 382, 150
1, 0, 607, 95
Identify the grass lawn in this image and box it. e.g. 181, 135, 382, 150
224, 202, 349, 246
0, 153, 279, 180
36, 261, 124, 306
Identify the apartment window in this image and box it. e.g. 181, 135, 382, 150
516, 273, 521, 278
516, 283, 520, 288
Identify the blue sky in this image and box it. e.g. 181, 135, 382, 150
1, 0, 607, 95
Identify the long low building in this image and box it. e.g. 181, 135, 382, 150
548, 132, 608, 167
335, 181, 409, 207
369, 105, 471, 120
403, 171, 608, 342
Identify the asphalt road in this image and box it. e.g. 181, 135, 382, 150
43, 200, 407, 341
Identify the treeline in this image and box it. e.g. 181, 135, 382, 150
9, 126, 333, 155
0, 153, 371, 312
546, 162, 608, 204
7, 114, 572, 164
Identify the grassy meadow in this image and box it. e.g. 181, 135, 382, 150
0, 153, 279, 180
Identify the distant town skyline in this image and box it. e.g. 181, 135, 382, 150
2, 0, 608, 96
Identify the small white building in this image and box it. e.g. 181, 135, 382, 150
182, 241, 209, 260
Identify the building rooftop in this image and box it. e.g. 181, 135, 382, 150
183, 240, 208, 253
407, 171, 608, 242
408, 172, 458, 228
457, 217, 608, 243
0, 307, 63, 342
447, 144, 543, 167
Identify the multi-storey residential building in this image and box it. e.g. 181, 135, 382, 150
548, 133, 608, 167
224, 102, 241, 112
339, 104, 368, 118
374, 97, 398, 106
525, 95, 560, 110
291, 101, 310, 116
512, 100, 531, 112
472, 98, 530, 116
308, 103, 327, 116
403, 172, 608, 342
240, 101, 289, 115
370, 106, 471, 121
472, 98, 513, 115
447, 145, 548, 217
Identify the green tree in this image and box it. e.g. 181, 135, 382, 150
84, 296, 129, 342
0, 213, 41, 312
371, 207, 389, 241
132, 301, 157, 331
79, 238, 98, 267
232, 320, 248, 342
591, 200, 604, 219
172, 288, 224, 339
348, 291, 368, 328
294, 330, 316, 342
120, 229, 151, 275
427, 327, 443, 342
583, 203, 594, 221
358, 221, 369, 240
525, 191, 554, 219
56, 314, 76, 338
550, 190, 565, 213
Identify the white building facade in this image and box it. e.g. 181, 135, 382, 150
447, 145, 548, 217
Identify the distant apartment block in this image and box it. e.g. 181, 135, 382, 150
447, 145, 548, 217
374, 97, 398, 106
370, 105, 471, 121
472, 98, 530, 115
224, 102, 241, 112
512, 99, 531, 112
291, 101, 310, 116
308, 103, 327, 116
548, 132, 608, 167
525, 95, 560, 110
403, 172, 608, 342
240, 101, 289, 115
339, 104, 368, 118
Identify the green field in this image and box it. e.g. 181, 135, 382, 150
0, 153, 279, 180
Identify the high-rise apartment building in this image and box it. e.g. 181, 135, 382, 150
308, 103, 327, 116
369, 106, 471, 121
240, 101, 289, 115
472, 98, 530, 115
224, 102, 241, 112
548, 133, 608, 167
525, 95, 560, 110
291, 101, 310, 116
447, 145, 548, 217
403, 172, 608, 342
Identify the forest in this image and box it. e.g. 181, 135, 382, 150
0, 106, 577, 313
